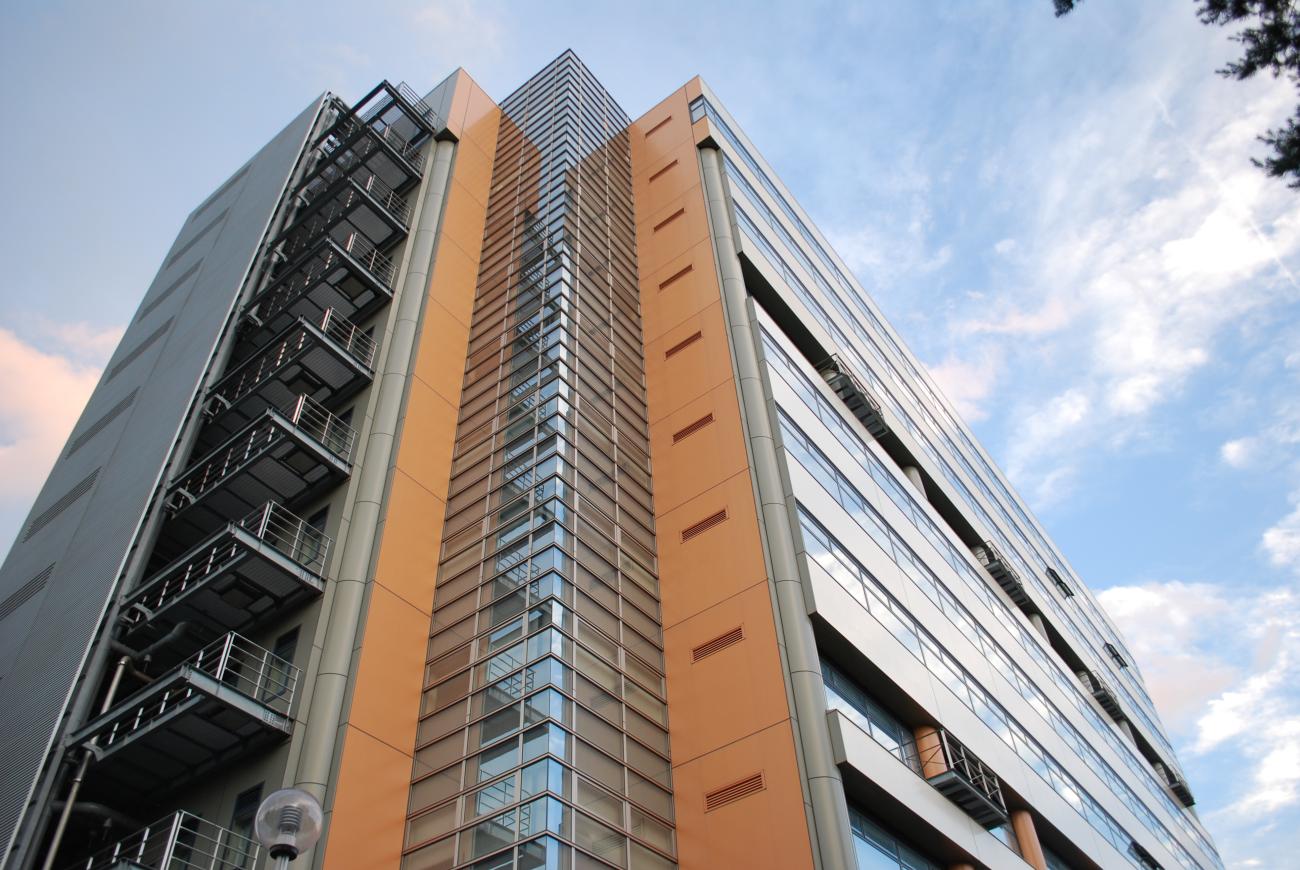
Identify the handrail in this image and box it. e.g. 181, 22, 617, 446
171, 395, 355, 504
319, 307, 378, 369
84, 632, 298, 753
214, 309, 375, 411
72, 811, 259, 870
919, 728, 1007, 811
122, 502, 331, 630
324, 113, 424, 170
299, 163, 412, 227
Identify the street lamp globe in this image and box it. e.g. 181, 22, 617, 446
254, 787, 323, 865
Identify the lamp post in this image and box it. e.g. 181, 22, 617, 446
253, 788, 323, 870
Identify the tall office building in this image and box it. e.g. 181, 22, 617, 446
0, 52, 1219, 870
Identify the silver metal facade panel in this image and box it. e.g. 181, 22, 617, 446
0, 96, 325, 865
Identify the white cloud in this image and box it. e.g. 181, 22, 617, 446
1100, 581, 1300, 817
965, 75, 1300, 505
1262, 500, 1300, 572
927, 349, 1002, 422
0, 323, 120, 550
1220, 437, 1259, 468
993, 237, 1017, 256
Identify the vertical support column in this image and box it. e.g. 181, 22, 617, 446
913, 725, 948, 779
294, 137, 457, 805
1011, 809, 1048, 870
698, 143, 856, 870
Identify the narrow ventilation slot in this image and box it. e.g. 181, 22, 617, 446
0, 564, 54, 622
645, 115, 673, 137
657, 264, 693, 291
164, 207, 228, 269
190, 163, 250, 221
137, 262, 199, 322
66, 390, 138, 458
648, 159, 679, 183
704, 773, 765, 811
664, 331, 703, 358
673, 414, 715, 444
692, 626, 744, 662
23, 470, 100, 542
681, 509, 728, 543
653, 208, 685, 233
106, 318, 173, 382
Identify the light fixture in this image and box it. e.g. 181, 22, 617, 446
254, 788, 323, 868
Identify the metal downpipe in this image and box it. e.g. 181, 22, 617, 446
698, 144, 857, 870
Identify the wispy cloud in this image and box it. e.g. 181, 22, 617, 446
0, 322, 120, 550
965, 76, 1300, 505
1101, 579, 1300, 864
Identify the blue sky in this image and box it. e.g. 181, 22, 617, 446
2, 2, 1298, 867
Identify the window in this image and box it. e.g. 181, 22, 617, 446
262, 627, 299, 702
848, 806, 939, 870
224, 783, 262, 867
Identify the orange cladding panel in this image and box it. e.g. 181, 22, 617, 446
633, 85, 814, 870
322, 71, 499, 870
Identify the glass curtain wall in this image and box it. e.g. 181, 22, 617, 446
402, 53, 677, 870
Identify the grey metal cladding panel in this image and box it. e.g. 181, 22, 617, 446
420, 70, 459, 126
0, 96, 324, 864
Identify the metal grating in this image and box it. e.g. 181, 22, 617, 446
66, 390, 138, 458
704, 773, 765, 811
22, 469, 100, 542
691, 626, 744, 663
681, 509, 728, 543
106, 319, 173, 382
0, 564, 54, 622
672, 414, 715, 444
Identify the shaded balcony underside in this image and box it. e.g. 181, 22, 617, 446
161, 409, 351, 550
202, 317, 373, 447
243, 233, 396, 342
119, 522, 325, 655
275, 173, 408, 263
70, 668, 292, 800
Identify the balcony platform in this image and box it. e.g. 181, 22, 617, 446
275, 168, 410, 265
69, 634, 297, 799
244, 232, 397, 340
162, 396, 353, 546
817, 354, 889, 440
70, 811, 259, 870
119, 503, 328, 656
975, 540, 1034, 611
1080, 670, 1125, 721
920, 729, 1009, 829
205, 309, 375, 445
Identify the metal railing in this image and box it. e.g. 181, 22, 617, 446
286, 393, 357, 458
72, 811, 259, 870
299, 163, 412, 227
323, 113, 424, 172
214, 309, 375, 411
255, 231, 397, 326
122, 502, 331, 631
919, 729, 1007, 813
1079, 669, 1124, 720
171, 395, 355, 505
816, 354, 889, 440
88, 632, 299, 754
320, 307, 378, 368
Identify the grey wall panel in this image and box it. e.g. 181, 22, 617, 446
0, 96, 327, 865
